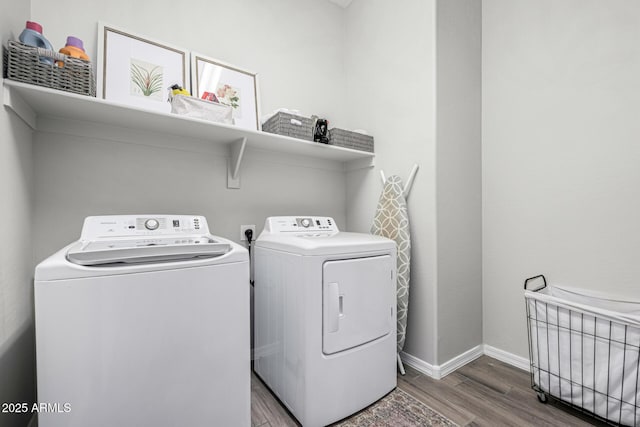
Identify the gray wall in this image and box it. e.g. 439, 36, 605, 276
483, 0, 640, 357
436, 0, 482, 363
0, 2, 36, 426
32, 122, 348, 261
344, 0, 483, 366
344, 0, 439, 364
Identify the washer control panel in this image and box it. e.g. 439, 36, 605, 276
264, 216, 339, 234
79, 215, 209, 240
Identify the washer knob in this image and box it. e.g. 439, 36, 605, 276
145, 219, 160, 230
301, 218, 311, 228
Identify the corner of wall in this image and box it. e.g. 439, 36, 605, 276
1, 3, 37, 426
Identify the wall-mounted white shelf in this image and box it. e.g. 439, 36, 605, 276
3, 80, 374, 188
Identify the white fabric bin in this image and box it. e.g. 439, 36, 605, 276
170, 95, 233, 124
525, 284, 640, 426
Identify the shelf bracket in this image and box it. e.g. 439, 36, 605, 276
345, 156, 375, 172
3, 85, 36, 129
227, 137, 247, 189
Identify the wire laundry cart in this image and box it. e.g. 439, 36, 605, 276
524, 275, 640, 426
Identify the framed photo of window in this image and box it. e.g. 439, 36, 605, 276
97, 23, 188, 114
191, 53, 260, 130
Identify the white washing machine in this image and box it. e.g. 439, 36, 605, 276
34, 215, 250, 427
253, 216, 397, 427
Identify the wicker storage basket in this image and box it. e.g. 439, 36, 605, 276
328, 128, 374, 153
262, 112, 314, 141
4, 40, 96, 97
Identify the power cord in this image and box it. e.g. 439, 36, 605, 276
245, 229, 255, 286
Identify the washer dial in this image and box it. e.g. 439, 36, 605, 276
145, 219, 160, 230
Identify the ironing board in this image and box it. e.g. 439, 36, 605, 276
371, 175, 411, 374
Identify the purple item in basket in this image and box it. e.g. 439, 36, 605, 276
65, 36, 84, 50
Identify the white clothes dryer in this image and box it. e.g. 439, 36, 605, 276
34, 215, 250, 427
253, 216, 397, 427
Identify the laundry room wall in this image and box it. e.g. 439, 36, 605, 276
27, 0, 351, 261
343, 0, 438, 365
0, 1, 37, 426
344, 0, 482, 369
483, 0, 640, 359
435, 0, 482, 364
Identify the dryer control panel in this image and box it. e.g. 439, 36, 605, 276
263, 216, 339, 235
79, 215, 209, 240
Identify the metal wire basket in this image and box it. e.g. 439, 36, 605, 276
4, 40, 96, 97
525, 275, 640, 426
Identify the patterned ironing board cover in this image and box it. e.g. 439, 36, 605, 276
371, 175, 410, 353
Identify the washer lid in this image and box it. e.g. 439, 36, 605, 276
36, 236, 247, 282
66, 237, 230, 266
64, 215, 230, 266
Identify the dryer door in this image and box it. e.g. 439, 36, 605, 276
322, 255, 393, 355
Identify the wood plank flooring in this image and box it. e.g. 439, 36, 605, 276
251, 355, 609, 426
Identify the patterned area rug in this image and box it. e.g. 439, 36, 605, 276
333, 388, 458, 427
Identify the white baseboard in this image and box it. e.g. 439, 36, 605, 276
400, 344, 530, 379
439, 345, 484, 378
400, 351, 437, 378
482, 344, 530, 372
400, 345, 483, 380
